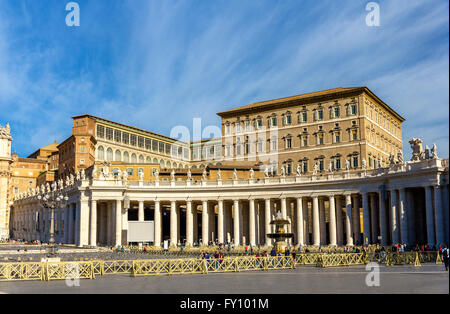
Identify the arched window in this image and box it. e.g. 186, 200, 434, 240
146, 156, 151, 163
173, 162, 177, 169
112, 168, 120, 176
185, 165, 189, 169
131, 153, 137, 163
153, 158, 158, 164
97, 146, 104, 160
115, 150, 121, 162
123, 151, 129, 163
166, 161, 171, 168
139, 155, 144, 163
106, 148, 113, 161
192, 165, 197, 169
160, 160, 165, 168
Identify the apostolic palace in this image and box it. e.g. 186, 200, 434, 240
1, 87, 448, 249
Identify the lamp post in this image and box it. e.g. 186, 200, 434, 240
37, 186, 68, 253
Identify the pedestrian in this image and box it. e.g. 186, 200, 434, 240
442, 245, 449, 271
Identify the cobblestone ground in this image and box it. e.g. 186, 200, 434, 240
0, 265, 448, 294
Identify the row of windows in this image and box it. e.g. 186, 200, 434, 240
279, 155, 360, 175
365, 101, 401, 138
97, 125, 189, 159
224, 129, 359, 157
224, 103, 358, 135
96, 146, 188, 169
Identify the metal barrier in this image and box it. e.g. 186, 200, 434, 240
0, 252, 442, 282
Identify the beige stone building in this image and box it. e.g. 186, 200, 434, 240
218, 87, 404, 175
4, 87, 449, 248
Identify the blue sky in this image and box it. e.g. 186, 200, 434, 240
0, 0, 448, 158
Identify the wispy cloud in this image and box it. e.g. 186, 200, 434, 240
0, 0, 448, 158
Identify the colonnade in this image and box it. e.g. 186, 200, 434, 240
12, 183, 448, 248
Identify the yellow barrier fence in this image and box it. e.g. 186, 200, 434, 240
0, 251, 442, 282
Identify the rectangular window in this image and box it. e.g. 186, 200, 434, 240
271, 138, 277, 151
353, 156, 359, 168
122, 132, 129, 145
256, 119, 262, 129
96, 125, 105, 138
105, 127, 113, 141
145, 138, 151, 150
285, 115, 292, 125
286, 138, 292, 149
303, 162, 308, 173
114, 130, 121, 143
318, 134, 324, 145
335, 132, 340, 143
137, 136, 144, 148
352, 130, 358, 141
245, 121, 250, 132
303, 137, 308, 146
165, 143, 171, 155
225, 125, 230, 135
130, 134, 137, 146
335, 159, 341, 169
235, 123, 241, 133
271, 117, 277, 127
318, 110, 323, 120
334, 107, 340, 117
319, 160, 324, 171
351, 104, 357, 115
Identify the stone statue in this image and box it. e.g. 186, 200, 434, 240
431, 143, 438, 159
249, 168, 254, 179
69, 173, 75, 185
328, 161, 333, 173
378, 156, 382, 168
280, 166, 286, 177
122, 170, 128, 182
362, 158, 367, 170
264, 167, 269, 178
397, 151, 404, 163
36, 185, 40, 195
389, 153, 395, 166
313, 163, 318, 176
424, 145, 431, 159
138, 169, 144, 181
80, 169, 86, 180
187, 169, 192, 181
202, 169, 208, 181
409, 138, 425, 161
154, 169, 159, 181
170, 170, 175, 181
233, 169, 238, 180
76, 171, 80, 181
46, 183, 51, 193
296, 164, 301, 176
345, 160, 350, 171
216, 169, 221, 180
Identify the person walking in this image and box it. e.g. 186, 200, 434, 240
442, 245, 449, 271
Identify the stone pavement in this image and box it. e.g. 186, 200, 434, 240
0, 264, 448, 294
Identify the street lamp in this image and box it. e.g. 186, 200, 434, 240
37, 187, 69, 253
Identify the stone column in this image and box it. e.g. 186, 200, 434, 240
390, 190, 399, 245
335, 196, 343, 246
319, 198, 326, 245
217, 200, 224, 244
208, 202, 215, 243
312, 196, 320, 246
296, 197, 304, 246
89, 200, 97, 246
280, 197, 287, 219
114, 199, 122, 247
64, 205, 70, 243
186, 200, 193, 246
265, 199, 271, 246
138, 201, 144, 222
170, 201, 177, 246
202, 200, 209, 245
193, 204, 198, 243
379, 191, 388, 246
249, 199, 256, 246
434, 186, 444, 245
352, 195, 361, 245
106, 202, 112, 246
424, 186, 435, 246
233, 199, 240, 247
328, 195, 337, 246
370, 194, 378, 244
345, 194, 353, 246
154, 200, 161, 247
362, 192, 370, 245
398, 189, 408, 245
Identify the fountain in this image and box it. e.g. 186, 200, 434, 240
267, 211, 294, 253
